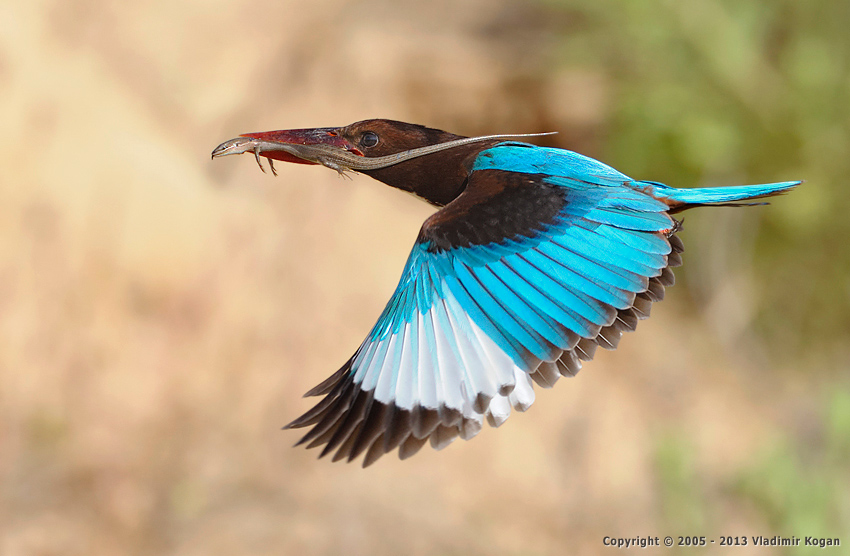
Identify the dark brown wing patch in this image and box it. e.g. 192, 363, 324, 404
420, 170, 572, 252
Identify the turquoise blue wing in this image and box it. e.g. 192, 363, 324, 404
285, 143, 685, 466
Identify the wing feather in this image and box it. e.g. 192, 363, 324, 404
286, 143, 682, 466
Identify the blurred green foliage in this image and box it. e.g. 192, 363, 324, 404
545, 0, 850, 364
654, 434, 707, 533
651, 387, 850, 546
733, 387, 850, 552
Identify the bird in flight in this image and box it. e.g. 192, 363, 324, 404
212, 119, 798, 467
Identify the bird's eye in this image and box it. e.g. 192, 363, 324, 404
360, 131, 379, 148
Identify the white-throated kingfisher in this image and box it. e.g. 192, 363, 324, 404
212, 119, 799, 467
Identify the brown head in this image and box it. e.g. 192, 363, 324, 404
332, 120, 474, 206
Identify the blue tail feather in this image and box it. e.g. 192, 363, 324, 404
647, 180, 801, 208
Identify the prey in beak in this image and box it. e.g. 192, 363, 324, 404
211, 127, 361, 176
212, 122, 556, 176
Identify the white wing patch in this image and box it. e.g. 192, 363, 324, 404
368, 283, 532, 442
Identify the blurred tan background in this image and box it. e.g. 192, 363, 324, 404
1, 1, 847, 555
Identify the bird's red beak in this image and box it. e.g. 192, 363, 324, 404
211, 126, 362, 175
240, 127, 361, 164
